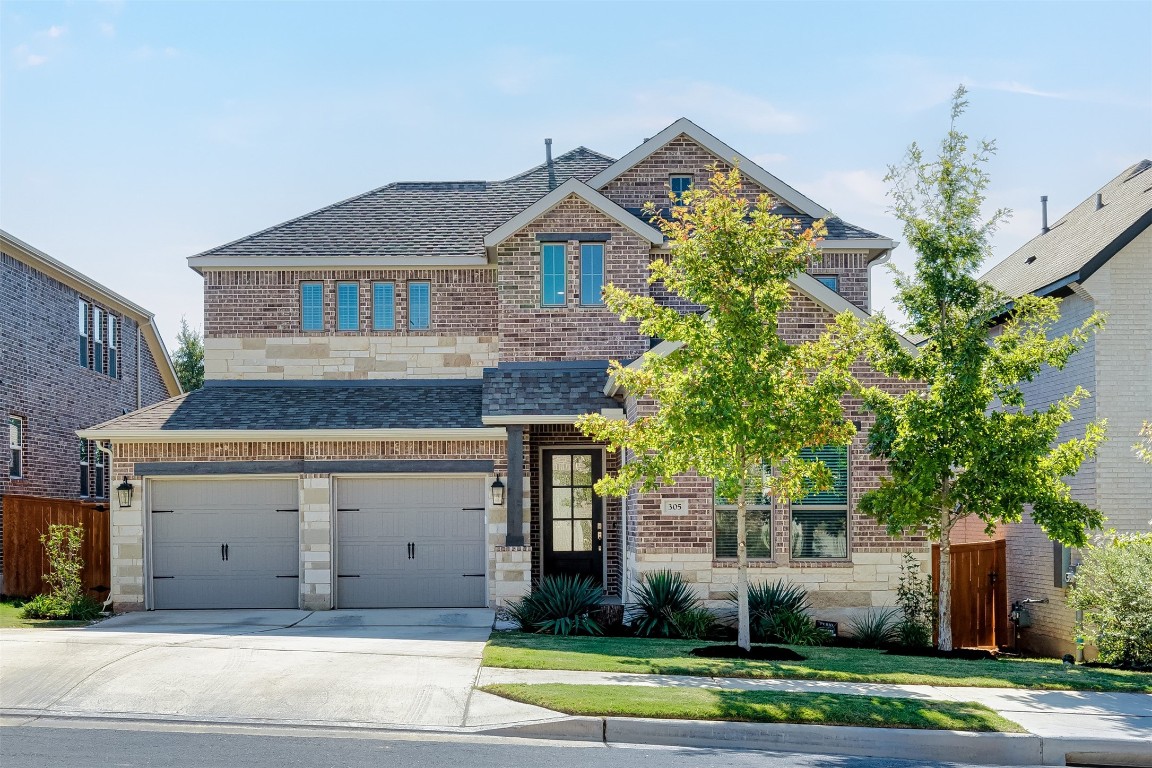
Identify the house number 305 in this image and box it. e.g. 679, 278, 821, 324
661, 499, 689, 516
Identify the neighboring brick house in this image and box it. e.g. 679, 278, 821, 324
960, 161, 1152, 656
82, 119, 924, 624
0, 230, 181, 592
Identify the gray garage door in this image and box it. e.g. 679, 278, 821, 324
150, 479, 299, 609
336, 477, 485, 608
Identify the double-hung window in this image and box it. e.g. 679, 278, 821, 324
373, 282, 395, 330
78, 300, 89, 367
541, 243, 566, 306
714, 464, 773, 560
93, 308, 105, 374
580, 243, 604, 306
408, 281, 430, 330
337, 282, 359, 331
107, 315, 118, 378
301, 283, 324, 331
790, 445, 849, 559
9, 416, 23, 479
670, 174, 693, 204
93, 442, 107, 498
80, 438, 89, 496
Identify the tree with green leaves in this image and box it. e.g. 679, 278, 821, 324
173, 316, 204, 392
860, 86, 1106, 651
578, 167, 862, 650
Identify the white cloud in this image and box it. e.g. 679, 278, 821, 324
797, 168, 890, 219
630, 83, 808, 134
12, 44, 48, 68
750, 152, 789, 168
132, 45, 180, 61
45, 25, 66, 39
98, 22, 116, 38
982, 80, 1070, 100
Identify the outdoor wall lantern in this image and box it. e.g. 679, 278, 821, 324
490, 474, 506, 506
116, 477, 135, 508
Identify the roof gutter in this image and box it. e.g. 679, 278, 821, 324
76, 427, 508, 442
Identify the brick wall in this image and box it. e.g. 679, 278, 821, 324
496, 196, 651, 362
1, 250, 169, 576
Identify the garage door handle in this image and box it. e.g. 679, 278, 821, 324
408, 542, 414, 560
276, 575, 297, 578
462, 573, 485, 577
152, 510, 174, 514
337, 508, 359, 512
221, 544, 226, 561
462, 507, 485, 511
338, 574, 360, 578
154, 576, 175, 579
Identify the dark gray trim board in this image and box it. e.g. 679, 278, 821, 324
535, 232, 611, 242
138, 460, 495, 476
202, 378, 481, 389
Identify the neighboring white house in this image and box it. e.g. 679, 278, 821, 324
970, 160, 1152, 657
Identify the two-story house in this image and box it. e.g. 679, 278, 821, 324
963, 161, 1152, 656
82, 119, 923, 623
0, 230, 181, 593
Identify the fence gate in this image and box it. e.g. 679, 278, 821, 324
932, 539, 1008, 649
1, 495, 111, 599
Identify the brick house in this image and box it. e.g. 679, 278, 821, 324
0, 230, 181, 592
960, 161, 1152, 656
81, 119, 924, 622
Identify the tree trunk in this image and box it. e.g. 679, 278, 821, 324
736, 488, 751, 651
937, 505, 953, 652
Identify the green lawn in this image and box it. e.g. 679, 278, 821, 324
481, 683, 1024, 732
484, 634, 1152, 693
0, 600, 92, 629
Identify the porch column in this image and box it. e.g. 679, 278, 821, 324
505, 424, 525, 547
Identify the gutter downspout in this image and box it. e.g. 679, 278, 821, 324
867, 247, 895, 314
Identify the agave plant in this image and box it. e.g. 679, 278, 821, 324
630, 569, 705, 638
847, 606, 901, 648
728, 580, 810, 642
507, 574, 604, 636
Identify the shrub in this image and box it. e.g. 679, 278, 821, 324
630, 569, 706, 638
728, 580, 810, 643
848, 607, 902, 648
20, 524, 100, 621
895, 553, 935, 648
21, 593, 102, 621
670, 606, 717, 640
766, 608, 832, 646
1069, 531, 1152, 666
505, 575, 604, 636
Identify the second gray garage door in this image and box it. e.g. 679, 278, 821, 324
336, 477, 485, 608
150, 478, 299, 609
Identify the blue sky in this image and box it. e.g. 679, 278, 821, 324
3, 1, 1150, 348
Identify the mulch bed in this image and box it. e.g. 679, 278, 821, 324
691, 644, 807, 661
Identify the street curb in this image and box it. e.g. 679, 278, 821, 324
480, 716, 1152, 767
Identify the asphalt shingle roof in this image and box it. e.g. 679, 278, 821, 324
981, 160, 1152, 298
87, 381, 485, 431
483, 363, 619, 417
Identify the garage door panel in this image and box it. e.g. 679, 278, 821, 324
150, 479, 299, 610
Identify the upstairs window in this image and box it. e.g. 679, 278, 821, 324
408, 281, 430, 330
78, 300, 89, 367
93, 308, 105, 374
790, 445, 849, 559
714, 464, 773, 560
9, 416, 23, 479
373, 282, 395, 330
814, 275, 839, 293
94, 442, 107, 498
337, 282, 359, 331
670, 175, 694, 204
580, 244, 605, 306
541, 243, 567, 306
301, 283, 324, 331
107, 314, 119, 379
80, 438, 90, 496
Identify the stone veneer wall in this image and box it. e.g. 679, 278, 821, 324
204, 335, 498, 380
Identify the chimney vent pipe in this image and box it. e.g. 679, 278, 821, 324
1041, 196, 1049, 234
1096, 193, 1103, 210
545, 138, 556, 190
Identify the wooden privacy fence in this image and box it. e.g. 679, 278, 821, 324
1, 495, 111, 599
932, 539, 1009, 649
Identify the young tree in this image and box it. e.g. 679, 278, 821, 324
173, 317, 204, 392
860, 87, 1106, 651
578, 167, 861, 650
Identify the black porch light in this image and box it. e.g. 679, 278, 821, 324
490, 473, 506, 506
116, 476, 134, 508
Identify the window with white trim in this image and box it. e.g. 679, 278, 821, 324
107, 314, 119, 378
93, 307, 105, 374
670, 174, 694, 204
714, 464, 773, 559
337, 282, 359, 331
93, 441, 107, 498
80, 438, 90, 497
301, 283, 324, 331
78, 300, 89, 368
372, 282, 395, 330
541, 243, 566, 306
408, 281, 430, 330
579, 243, 604, 306
790, 445, 849, 559
814, 275, 839, 293
9, 416, 23, 479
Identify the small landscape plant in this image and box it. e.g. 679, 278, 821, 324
766, 607, 832, 646
848, 607, 902, 648
728, 580, 809, 643
21, 524, 101, 621
505, 574, 604, 636
629, 569, 713, 639
1068, 531, 1152, 667
895, 553, 935, 648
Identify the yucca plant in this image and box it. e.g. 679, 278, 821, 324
727, 580, 810, 642
506, 574, 604, 636
630, 569, 702, 638
847, 607, 901, 648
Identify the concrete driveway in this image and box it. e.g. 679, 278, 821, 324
0, 609, 525, 728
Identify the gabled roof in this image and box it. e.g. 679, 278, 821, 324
187, 147, 616, 270
483, 178, 664, 248
588, 118, 833, 220
981, 160, 1152, 298
0, 229, 182, 397
482, 362, 622, 423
